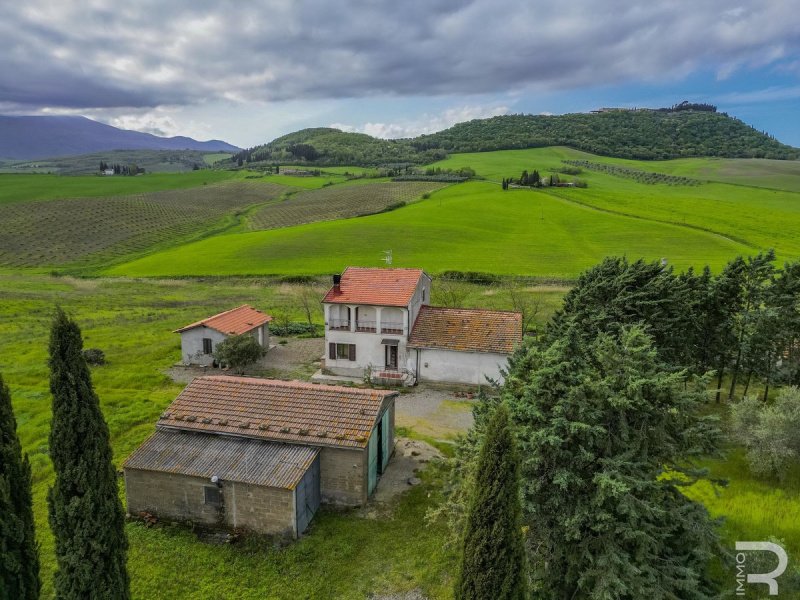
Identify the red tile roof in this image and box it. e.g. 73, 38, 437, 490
322, 267, 427, 307
408, 306, 522, 354
175, 305, 272, 336
157, 376, 397, 449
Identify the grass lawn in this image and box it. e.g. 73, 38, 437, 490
107, 180, 753, 278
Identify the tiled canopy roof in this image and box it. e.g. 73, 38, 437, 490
175, 304, 272, 336
158, 376, 397, 449
408, 306, 522, 354
124, 430, 318, 489
322, 267, 427, 307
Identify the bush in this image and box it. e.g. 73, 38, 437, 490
730, 387, 800, 480
213, 334, 264, 374
82, 348, 106, 365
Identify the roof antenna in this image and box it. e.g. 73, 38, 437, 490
382, 250, 393, 265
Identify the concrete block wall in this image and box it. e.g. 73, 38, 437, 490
125, 469, 295, 537
319, 446, 367, 506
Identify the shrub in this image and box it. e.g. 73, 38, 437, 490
213, 334, 264, 374
82, 348, 106, 365
730, 387, 800, 480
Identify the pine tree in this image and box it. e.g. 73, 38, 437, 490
505, 326, 721, 599
0, 375, 40, 600
47, 308, 130, 600
455, 403, 526, 600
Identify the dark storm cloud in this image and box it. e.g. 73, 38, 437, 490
1, 0, 798, 111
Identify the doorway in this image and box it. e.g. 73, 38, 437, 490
385, 345, 398, 370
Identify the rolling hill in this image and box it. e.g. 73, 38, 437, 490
232, 107, 800, 167
0, 115, 240, 160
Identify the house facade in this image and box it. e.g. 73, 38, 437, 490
175, 304, 272, 366
124, 376, 397, 538
322, 267, 431, 384
322, 267, 522, 385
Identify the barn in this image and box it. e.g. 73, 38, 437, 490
124, 376, 397, 537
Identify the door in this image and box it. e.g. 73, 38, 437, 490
380, 409, 391, 473
367, 429, 378, 496
385, 345, 398, 369
295, 456, 321, 535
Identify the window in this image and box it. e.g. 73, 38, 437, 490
329, 343, 356, 361
204, 486, 221, 506
202, 338, 213, 354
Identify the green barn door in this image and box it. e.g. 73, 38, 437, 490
380, 410, 391, 473
367, 426, 378, 496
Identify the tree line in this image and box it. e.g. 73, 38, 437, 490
99, 161, 145, 175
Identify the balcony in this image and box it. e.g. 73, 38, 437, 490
355, 319, 377, 333
380, 322, 404, 335
328, 319, 351, 331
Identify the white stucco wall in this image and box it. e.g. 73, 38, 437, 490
414, 348, 510, 385
179, 325, 269, 366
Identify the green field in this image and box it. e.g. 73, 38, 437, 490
108, 180, 753, 278
0, 170, 241, 205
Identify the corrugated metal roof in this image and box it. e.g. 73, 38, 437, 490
158, 375, 398, 449
408, 306, 522, 354
124, 430, 318, 489
175, 304, 273, 335
322, 267, 427, 307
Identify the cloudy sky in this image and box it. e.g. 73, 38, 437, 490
2, 0, 799, 148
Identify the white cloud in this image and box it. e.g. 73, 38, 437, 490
331, 104, 510, 139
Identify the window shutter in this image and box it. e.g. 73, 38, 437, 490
349, 344, 356, 361
329, 343, 336, 360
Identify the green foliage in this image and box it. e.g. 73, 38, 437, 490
504, 326, 722, 599
47, 308, 130, 600
730, 387, 800, 480
213, 334, 264, 373
0, 375, 40, 600
455, 403, 526, 600
81, 348, 105, 365
415, 111, 799, 160
562, 159, 701, 185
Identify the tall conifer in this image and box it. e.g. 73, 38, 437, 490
455, 403, 526, 600
47, 308, 130, 600
0, 375, 40, 600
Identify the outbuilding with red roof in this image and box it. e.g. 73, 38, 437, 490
175, 304, 272, 366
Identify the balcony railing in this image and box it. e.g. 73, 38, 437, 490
328, 319, 351, 330
380, 322, 404, 334
355, 319, 377, 333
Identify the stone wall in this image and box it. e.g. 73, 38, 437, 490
125, 468, 296, 537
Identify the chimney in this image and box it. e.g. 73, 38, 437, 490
332, 273, 341, 292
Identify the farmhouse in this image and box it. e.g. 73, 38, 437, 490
124, 375, 397, 537
175, 304, 272, 366
408, 306, 522, 385
322, 267, 522, 385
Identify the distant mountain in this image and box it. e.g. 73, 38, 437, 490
232, 108, 799, 167
0, 115, 240, 160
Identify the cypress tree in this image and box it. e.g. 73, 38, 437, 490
47, 308, 130, 600
455, 403, 526, 600
0, 375, 40, 600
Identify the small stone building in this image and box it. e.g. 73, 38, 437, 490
408, 306, 522, 385
124, 376, 397, 537
175, 305, 272, 366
